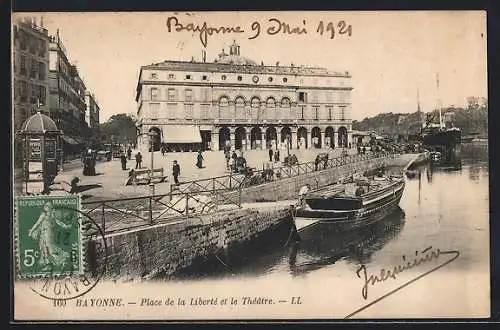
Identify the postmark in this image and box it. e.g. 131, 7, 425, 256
15, 195, 84, 278
15, 195, 109, 301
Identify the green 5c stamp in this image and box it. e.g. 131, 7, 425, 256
15, 195, 83, 278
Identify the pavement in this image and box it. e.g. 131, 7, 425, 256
48, 147, 358, 201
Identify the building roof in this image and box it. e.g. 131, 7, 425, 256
142, 60, 349, 77
141, 41, 349, 77
21, 111, 59, 133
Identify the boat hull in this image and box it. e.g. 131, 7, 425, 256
295, 180, 405, 237
422, 128, 461, 164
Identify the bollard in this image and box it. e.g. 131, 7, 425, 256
149, 183, 155, 196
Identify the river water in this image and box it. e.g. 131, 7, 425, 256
168, 146, 490, 318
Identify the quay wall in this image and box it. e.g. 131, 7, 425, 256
220, 154, 401, 204
87, 205, 292, 280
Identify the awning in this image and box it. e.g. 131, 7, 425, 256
61, 135, 81, 145
164, 125, 202, 144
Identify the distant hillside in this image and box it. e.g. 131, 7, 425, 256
352, 105, 488, 137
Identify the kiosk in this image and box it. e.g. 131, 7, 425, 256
18, 111, 61, 195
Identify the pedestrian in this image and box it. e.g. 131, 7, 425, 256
135, 152, 142, 169
127, 147, 132, 160
298, 184, 310, 206
161, 145, 166, 156
120, 153, 127, 170
268, 148, 274, 162
196, 150, 204, 168
274, 149, 280, 162
314, 155, 320, 171
172, 160, 181, 186
231, 151, 238, 173
225, 150, 231, 171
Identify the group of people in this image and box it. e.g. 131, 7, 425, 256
268, 149, 281, 163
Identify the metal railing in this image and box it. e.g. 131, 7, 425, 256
81, 187, 243, 235
171, 151, 393, 196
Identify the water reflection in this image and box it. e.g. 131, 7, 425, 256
288, 207, 406, 275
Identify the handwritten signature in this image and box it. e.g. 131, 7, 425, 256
346, 246, 460, 318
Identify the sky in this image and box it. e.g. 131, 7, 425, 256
14, 11, 487, 122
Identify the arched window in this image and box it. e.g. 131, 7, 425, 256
219, 96, 229, 107
281, 97, 291, 108
251, 97, 260, 108
266, 97, 276, 108
235, 97, 245, 108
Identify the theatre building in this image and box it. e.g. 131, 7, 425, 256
135, 41, 353, 152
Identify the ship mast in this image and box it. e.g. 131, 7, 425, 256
436, 73, 443, 129
417, 88, 425, 130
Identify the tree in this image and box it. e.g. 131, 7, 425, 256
99, 114, 137, 145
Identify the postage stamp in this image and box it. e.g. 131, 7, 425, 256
15, 195, 84, 278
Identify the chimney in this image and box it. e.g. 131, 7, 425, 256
40, 16, 44, 27
202, 50, 206, 63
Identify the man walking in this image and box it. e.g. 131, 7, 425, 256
172, 160, 181, 186
127, 147, 132, 160
135, 152, 142, 169
120, 153, 127, 170
268, 148, 274, 162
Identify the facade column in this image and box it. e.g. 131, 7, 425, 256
245, 128, 251, 151
347, 130, 353, 148
261, 127, 267, 150
291, 127, 298, 150
277, 129, 282, 149
321, 129, 326, 149
211, 130, 219, 151
333, 131, 338, 149
229, 127, 236, 150
307, 128, 312, 149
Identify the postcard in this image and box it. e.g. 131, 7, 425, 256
11, 10, 489, 320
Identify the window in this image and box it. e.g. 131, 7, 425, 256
200, 104, 210, 119
266, 97, 276, 108
184, 104, 194, 119
251, 97, 260, 108
19, 30, 27, 50
283, 77, 288, 83
340, 106, 346, 120
298, 92, 306, 103
313, 106, 319, 120
150, 103, 160, 119
167, 103, 176, 119
150, 73, 158, 79
39, 86, 46, 105
327, 106, 333, 120
202, 75, 207, 80
268, 77, 273, 82
30, 58, 37, 78
281, 98, 291, 108
150, 87, 159, 100
221, 75, 227, 80
237, 76, 242, 81
252, 75, 259, 83
29, 37, 37, 54
235, 97, 245, 108
219, 96, 229, 107
185, 89, 193, 102
38, 62, 45, 80
39, 39, 46, 57
167, 88, 177, 101
168, 73, 175, 79
185, 74, 191, 80
29, 83, 37, 104
201, 88, 210, 101
20, 81, 28, 102
20, 56, 26, 75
